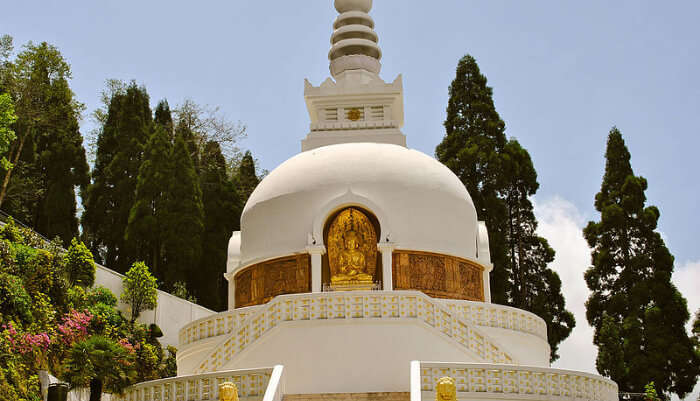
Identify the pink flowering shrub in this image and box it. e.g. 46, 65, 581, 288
57, 309, 92, 345
2, 322, 51, 366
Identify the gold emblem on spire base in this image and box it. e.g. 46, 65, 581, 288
436, 377, 456, 401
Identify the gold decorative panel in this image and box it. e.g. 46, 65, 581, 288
234, 254, 311, 308
327, 207, 377, 284
393, 250, 484, 301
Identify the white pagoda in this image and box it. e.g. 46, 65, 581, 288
117, 1, 618, 401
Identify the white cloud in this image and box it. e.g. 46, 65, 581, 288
533, 196, 598, 375
533, 196, 699, 401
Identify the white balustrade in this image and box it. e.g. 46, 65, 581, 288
195, 291, 517, 374
411, 361, 618, 401
179, 295, 548, 351
179, 306, 263, 347
440, 299, 548, 341
114, 366, 283, 401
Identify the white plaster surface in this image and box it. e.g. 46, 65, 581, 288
220, 319, 485, 394
94, 264, 214, 347
238, 143, 478, 274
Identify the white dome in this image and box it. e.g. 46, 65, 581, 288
238, 143, 478, 270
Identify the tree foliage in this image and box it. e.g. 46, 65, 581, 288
436, 55, 574, 360
62, 335, 136, 401
234, 150, 260, 206
0, 40, 89, 246
583, 127, 699, 398
82, 83, 152, 271
198, 141, 241, 309
164, 133, 204, 289
0, 93, 17, 170
63, 238, 96, 287
125, 109, 173, 279
120, 262, 158, 322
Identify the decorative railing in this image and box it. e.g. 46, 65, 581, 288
114, 365, 284, 401
440, 299, 548, 341
411, 361, 617, 401
195, 291, 516, 374
180, 294, 548, 350
179, 306, 262, 347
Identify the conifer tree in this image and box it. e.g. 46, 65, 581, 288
126, 120, 173, 279
0, 42, 89, 244
82, 83, 152, 271
154, 99, 173, 135
163, 133, 204, 289
235, 150, 260, 205
501, 140, 574, 361
197, 141, 241, 310
436, 55, 574, 360
435, 55, 509, 303
584, 127, 699, 398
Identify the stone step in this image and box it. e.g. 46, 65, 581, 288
284, 392, 410, 401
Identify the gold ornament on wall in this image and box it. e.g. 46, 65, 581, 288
347, 108, 362, 121
219, 382, 239, 401
327, 207, 377, 284
435, 376, 456, 401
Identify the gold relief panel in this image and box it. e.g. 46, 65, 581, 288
234, 254, 311, 308
392, 250, 484, 301
327, 207, 378, 285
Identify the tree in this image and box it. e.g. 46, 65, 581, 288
435, 54, 509, 303
235, 150, 260, 205
173, 98, 246, 162
197, 141, 241, 310
120, 261, 157, 322
0, 93, 16, 170
583, 127, 699, 398
64, 238, 96, 287
163, 134, 204, 289
62, 335, 136, 401
500, 140, 575, 361
0, 41, 89, 245
82, 83, 152, 271
435, 55, 573, 359
125, 116, 173, 279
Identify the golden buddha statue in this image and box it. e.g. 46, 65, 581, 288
435, 377, 456, 401
331, 230, 373, 284
219, 382, 239, 401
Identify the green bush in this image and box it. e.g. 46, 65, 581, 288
0, 273, 33, 324
63, 238, 95, 287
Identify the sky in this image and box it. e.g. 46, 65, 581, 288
2, 0, 698, 398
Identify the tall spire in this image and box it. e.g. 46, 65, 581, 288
301, 0, 405, 152
329, 0, 382, 77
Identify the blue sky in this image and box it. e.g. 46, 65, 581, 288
3, 0, 699, 394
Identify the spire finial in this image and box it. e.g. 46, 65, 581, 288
329, 0, 382, 77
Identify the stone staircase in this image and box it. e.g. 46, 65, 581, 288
284, 393, 410, 401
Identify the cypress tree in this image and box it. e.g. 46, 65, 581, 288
435, 54, 509, 304
33, 76, 90, 244
501, 140, 574, 361
584, 127, 699, 398
436, 55, 574, 360
125, 122, 173, 280
197, 141, 241, 310
82, 83, 152, 271
163, 132, 204, 289
235, 150, 259, 206
0, 42, 89, 244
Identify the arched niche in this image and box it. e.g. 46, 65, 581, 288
321, 206, 382, 289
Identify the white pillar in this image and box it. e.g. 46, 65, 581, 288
482, 263, 493, 303
306, 245, 326, 292
224, 272, 236, 309
377, 242, 396, 291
